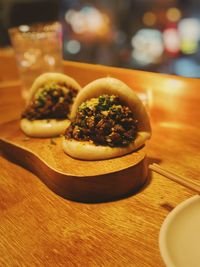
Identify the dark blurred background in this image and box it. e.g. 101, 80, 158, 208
1, 0, 200, 77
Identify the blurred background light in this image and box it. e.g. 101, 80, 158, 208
142, 12, 157, 26
166, 7, 181, 22
178, 18, 200, 39
1, 0, 200, 78
178, 18, 200, 54
18, 25, 30, 32
163, 28, 180, 55
174, 58, 200, 78
131, 29, 163, 65
65, 40, 81, 54
64, 6, 110, 37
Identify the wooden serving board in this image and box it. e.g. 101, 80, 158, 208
0, 119, 148, 202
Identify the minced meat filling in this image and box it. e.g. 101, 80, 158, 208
22, 82, 78, 120
65, 95, 138, 147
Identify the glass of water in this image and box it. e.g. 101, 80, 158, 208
9, 21, 63, 99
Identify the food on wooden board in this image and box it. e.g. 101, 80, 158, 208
63, 77, 151, 160
20, 73, 81, 137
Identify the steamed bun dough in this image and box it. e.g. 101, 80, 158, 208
63, 131, 149, 160
20, 118, 71, 138
63, 77, 151, 160
20, 72, 81, 138
26, 72, 81, 104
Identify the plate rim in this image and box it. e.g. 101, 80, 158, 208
159, 194, 200, 267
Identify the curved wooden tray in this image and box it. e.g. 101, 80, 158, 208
0, 120, 148, 202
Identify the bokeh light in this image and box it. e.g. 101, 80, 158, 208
131, 29, 163, 65
143, 12, 157, 26
65, 7, 110, 37
166, 8, 181, 22
65, 40, 81, 54
163, 28, 180, 54
178, 18, 200, 54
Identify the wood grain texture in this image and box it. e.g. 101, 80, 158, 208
0, 120, 147, 202
0, 50, 200, 267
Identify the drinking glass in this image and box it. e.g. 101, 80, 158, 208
9, 22, 63, 99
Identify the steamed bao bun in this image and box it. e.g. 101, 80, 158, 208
63, 77, 151, 160
20, 73, 81, 138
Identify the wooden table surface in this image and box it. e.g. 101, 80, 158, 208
0, 48, 200, 267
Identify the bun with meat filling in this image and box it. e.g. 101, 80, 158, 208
20, 73, 81, 137
62, 77, 151, 160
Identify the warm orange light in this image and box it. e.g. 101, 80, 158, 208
162, 79, 186, 95
166, 8, 181, 22
159, 121, 184, 129
137, 89, 154, 110
143, 12, 156, 26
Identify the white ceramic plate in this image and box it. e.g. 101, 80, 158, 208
159, 195, 200, 267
